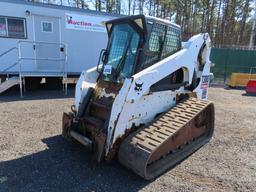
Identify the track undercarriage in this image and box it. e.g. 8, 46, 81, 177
118, 97, 214, 180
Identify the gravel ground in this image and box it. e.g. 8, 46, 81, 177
0, 86, 255, 192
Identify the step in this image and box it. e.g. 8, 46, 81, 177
0, 76, 19, 94
90, 101, 111, 110
89, 101, 111, 121
84, 116, 105, 131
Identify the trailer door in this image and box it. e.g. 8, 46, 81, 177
33, 15, 62, 72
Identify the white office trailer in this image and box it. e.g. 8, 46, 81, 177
0, 0, 119, 96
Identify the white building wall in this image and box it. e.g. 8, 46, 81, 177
0, 0, 118, 75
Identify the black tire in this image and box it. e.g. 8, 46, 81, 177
25, 77, 42, 90
45, 77, 63, 90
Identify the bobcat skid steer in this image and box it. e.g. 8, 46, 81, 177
62, 15, 214, 180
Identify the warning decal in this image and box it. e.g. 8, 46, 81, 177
201, 75, 209, 89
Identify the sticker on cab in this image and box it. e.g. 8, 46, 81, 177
103, 65, 112, 75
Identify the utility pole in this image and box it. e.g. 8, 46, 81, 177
249, 0, 256, 49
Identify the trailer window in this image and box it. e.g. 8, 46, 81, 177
0, 17, 7, 37
0, 16, 26, 39
7, 18, 26, 38
42, 21, 53, 33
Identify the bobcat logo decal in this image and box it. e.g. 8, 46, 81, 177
134, 82, 143, 92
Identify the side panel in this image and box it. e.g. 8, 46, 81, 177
194, 45, 212, 99
0, 1, 117, 75
0, 2, 34, 73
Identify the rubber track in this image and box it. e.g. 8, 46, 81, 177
118, 97, 214, 180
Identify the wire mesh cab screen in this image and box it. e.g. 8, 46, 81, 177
139, 20, 181, 71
